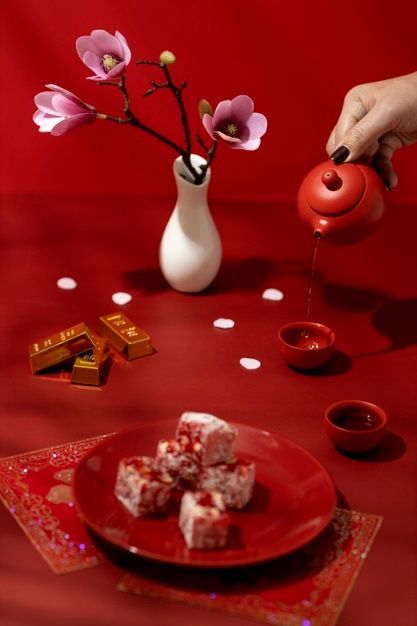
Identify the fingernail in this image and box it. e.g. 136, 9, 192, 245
381, 176, 395, 191
330, 145, 350, 164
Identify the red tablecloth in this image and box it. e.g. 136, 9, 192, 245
1, 192, 416, 626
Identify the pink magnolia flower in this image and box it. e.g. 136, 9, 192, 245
33, 84, 96, 136
202, 95, 267, 150
76, 29, 131, 80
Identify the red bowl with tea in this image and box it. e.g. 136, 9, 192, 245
278, 321, 335, 370
325, 400, 387, 453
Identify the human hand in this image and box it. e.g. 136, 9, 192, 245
326, 72, 417, 189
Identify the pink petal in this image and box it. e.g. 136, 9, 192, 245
212, 100, 232, 127
44, 84, 96, 112
34, 92, 57, 114
33, 109, 44, 125
202, 114, 216, 141
44, 84, 64, 93
237, 137, 261, 151
52, 94, 85, 116
45, 84, 77, 103
51, 113, 94, 136
33, 111, 63, 132
246, 113, 268, 139
214, 130, 241, 143
105, 61, 126, 79
82, 50, 105, 77
76, 35, 101, 60
230, 95, 254, 123
115, 31, 131, 63
91, 29, 123, 58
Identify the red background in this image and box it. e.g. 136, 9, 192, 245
1, 3, 417, 626
1, 0, 417, 203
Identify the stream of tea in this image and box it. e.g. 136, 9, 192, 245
305, 231, 321, 320
298, 231, 322, 350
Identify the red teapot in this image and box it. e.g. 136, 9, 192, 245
297, 160, 386, 243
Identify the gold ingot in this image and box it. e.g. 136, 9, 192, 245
28, 322, 95, 374
70, 336, 110, 386
97, 312, 153, 360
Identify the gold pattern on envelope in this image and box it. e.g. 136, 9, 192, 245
0, 435, 113, 574
53, 469, 74, 484
118, 508, 383, 626
46, 484, 74, 505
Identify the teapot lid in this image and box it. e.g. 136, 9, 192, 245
302, 160, 365, 216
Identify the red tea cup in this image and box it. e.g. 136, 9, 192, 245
325, 400, 388, 453
278, 321, 335, 370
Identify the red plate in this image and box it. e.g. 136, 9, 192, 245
73, 421, 336, 567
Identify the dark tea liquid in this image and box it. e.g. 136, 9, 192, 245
305, 231, 321, 320
333, 412, 377, 430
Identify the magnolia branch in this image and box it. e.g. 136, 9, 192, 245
136, 59, 205, 184
97, 76, 185, 159
97, 61, 217, 185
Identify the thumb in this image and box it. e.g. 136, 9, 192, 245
331, 106, 389, 163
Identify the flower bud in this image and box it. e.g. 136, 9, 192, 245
159, 50, 176, 65
198, 99, 213, 119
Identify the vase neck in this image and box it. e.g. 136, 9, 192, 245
173, 154, 211, 208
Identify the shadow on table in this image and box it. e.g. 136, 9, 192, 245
336, 431, 407, 463
123, 263, 417, 359
213, 257, 281, 292
287, 349, 353, 377
322, 284, 417, 355
335, 489, 350, 510
122, 257, 306, 295
123, 267, 169, 294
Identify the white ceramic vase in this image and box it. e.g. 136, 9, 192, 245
159, 154, 222, 293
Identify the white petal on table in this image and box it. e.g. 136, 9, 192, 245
262, 288, 284, 301
213, 318, 235, 329
57, 276, 77, 290
240, 357, 261, 370
112, 291, 132, 305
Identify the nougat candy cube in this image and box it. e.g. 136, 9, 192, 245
198, 459, 255, 509
176, 411, 236, 466
114, 455, 174, 517
156, 438, 200, 487
179, 491, 230, 549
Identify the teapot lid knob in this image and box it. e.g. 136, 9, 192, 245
321, 169, 342, 191
300, 160, 366, 217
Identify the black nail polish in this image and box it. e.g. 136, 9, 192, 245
330, 145, 350, 164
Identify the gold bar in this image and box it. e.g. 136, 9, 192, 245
28, 322, 95, 374
70, 336, 110, 386
97, 312, 153, 360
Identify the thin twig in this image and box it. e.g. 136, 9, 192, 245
197, 134, 210, 154
97, 76, 185, 156
118, 76, 132, 117
143, 61, 202, 183
97, 80, 120, 87
136, 60, 162, 67
96, 61, 215, 184
199, 141, 218, 178
160, 64, 192, 157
